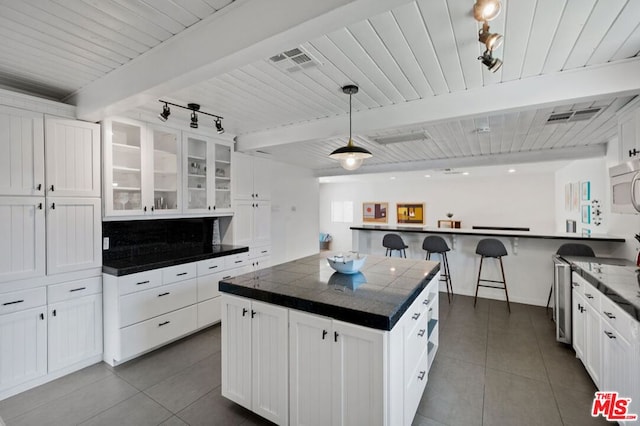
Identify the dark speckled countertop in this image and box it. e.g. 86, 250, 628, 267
562, 256, 640, 321
102, 244, 249, 276
219, 253, 440, 331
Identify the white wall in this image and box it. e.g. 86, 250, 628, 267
320, 172, 556, 253
270, 160, 320, 265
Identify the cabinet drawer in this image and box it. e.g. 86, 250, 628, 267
162, 263, 197, 285
197, 297, 221, 328
404, 308, 429, 384
220, 264, 252, 281
404, 344, 430, 423
119, 305, 197, 361
225, 253, 250, 269
197, 258, 226, 276
118, 270, 162, 296
0, 287, 46, 315
582, 283, 601, 310
48, 277, 102, 303
571, 273, 588, 296
197, 272, 223, 301
600, 296, 637, 342
250, 245, 271, 259
119, 279, 197, 327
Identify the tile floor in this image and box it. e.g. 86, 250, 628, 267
0, 294, 607, 426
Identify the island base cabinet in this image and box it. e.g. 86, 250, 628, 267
221, 295, 288, 425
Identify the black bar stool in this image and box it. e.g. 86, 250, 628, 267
422, 236, 453, 303
382, 233, 408, 258
474, 238, 510, 312
546, 243, 595, 309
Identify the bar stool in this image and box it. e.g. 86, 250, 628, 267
382, 234, 408, 258
546, 243, 595, 309
422, 236, 453, 303
474, 238, 510, 312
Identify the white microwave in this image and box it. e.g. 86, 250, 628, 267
610, 159, 640, 214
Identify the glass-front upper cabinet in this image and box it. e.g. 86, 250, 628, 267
104, 118, 144, 216
183, 133, 232, 213
149, 126, 180, 214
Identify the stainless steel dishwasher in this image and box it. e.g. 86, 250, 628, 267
552, 254, 572, 344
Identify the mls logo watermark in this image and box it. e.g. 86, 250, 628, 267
592, 391, 638, 421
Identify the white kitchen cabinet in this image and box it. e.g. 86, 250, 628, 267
183, 132, 233, 214
572, 290, 586, 360
234, 199, 271, 248
0, 196, 45, 283
618, 98, 640, 161
233, 153, 271, 201
0, 302, 47, 393
196, 258, 226, 328
45, 117, 100, 198
149, 125, 181, 215
222, 295, 288, 425
0, 105, 45, 196
46, 197, 101, 275
571, 273, 602, 387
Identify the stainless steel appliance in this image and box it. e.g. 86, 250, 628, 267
553, 254, 572, 344
609, 158, 640, 214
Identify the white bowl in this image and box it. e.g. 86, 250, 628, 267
327, 253, 367, 274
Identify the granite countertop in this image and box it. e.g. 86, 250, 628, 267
563, 256, 640, 321
102, 244, 249, 276
351, 225, 625, 242
219, 253, 440, 331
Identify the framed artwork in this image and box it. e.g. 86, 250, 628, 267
581, 181, 591, 201
565, 219, 576, 233
571, 182, 580, 211
397, 203, 425, 225
582, 228, 592, 237
581, 204, 591, 224
362, 202, 388, 223
564, 183, 571, 211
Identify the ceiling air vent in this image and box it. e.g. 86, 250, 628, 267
268, 47, 321, 73
372, 131, 431, 145
546, 108, 601, 124
439, 168, 463, 175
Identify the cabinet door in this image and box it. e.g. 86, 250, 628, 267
213, 143, 232, 211
221, 295, 253, 410
183, 133, 213, 213
46, 197, 101, 275
149, 125, 181, 214
332, 320, 385, 426
602, 326, 636, 412
48, 293, 102, 372
289, 310, 333, 426
45, 118, 100, 197
619, 108, 639, 161
572, 291, 585, 360
103, 118, 145, 216
233, 152, 254, 200
253, 201, 271, 246
233, 200, 254, 247
253, 156, 271, 200
251, 301, 288, 425
0, 197, 45, 283
584, 303, 601, 387
0, 105, 45, 196
0, 306, 47, 391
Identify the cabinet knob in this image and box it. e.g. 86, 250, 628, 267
38, 203, 43, 210
418, 371, 426, 381
51, 202, 55, 210
251, 310, 256, 318
411, 312, 421, 320
242, 308, 248, 317
50, 185, 54, 192
208, 206, 211, 210
334, 331, 339, 342
417, 329, 426, 337
144, 206, 147, 212
151, 206, 154, 212
322, 330, 328, 340
37, 183, 42, 191
39, 313, 44, 320
52, 309, 57, 317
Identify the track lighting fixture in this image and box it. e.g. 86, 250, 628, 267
478, 49, 503, 72
157, 100, 224, 133
329, 85, 372, 171
473, 0, 501, 22
158, 102, 170, 122
478, 22, 503, 51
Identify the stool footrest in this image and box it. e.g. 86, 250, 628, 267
477, 283, 507, 290
478, 278, 505, 284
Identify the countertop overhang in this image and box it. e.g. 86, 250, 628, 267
219, 254, 440, 331
102, 244, 249, 276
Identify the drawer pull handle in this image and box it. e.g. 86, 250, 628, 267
322, 330, 328, 340
50, 185, 54, 192
223, 275, 232, 279
418, 371, 426, 381
251, 310, 256, 318
136, 280, 150, 285
604, 331, 616, 339
604, 311, 616, 319
572, 282, 579, 287
69, 287, 86, 292
52, 309, 57, 317
412, 312, 421, 320
208, 265, 218, 269
159, 321, 170, 327
158, 292, 170, 297
40, 313, 44, 320
234, 260, 243, 264
37, 183, 42, 191
261, 250, 268, 254
334, 331, 339, 342
418, 329, 425, 337
2, 300, 24, 306
38, 202, 43, 210
176, 272, 187, 276
585, 294, 594, 299
242, 308, 248, 317
423, 299, 429, 305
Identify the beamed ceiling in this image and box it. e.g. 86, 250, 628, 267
0, 0, 639, 176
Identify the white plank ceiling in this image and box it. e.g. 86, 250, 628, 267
1, 0, 639, 175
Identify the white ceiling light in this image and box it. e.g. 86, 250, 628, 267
508, 168, 516, 173
463, 172, 470, 175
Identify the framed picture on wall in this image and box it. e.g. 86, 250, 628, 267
581, 181, 591, 201
362, 202, 388, 223
565, 219, 576, 233
572, 182, 580, 210
565, 183, 571, 211
397, 203, 425, 225
581, 204, 591, 224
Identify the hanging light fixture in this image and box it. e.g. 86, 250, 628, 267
473, 0, 504, 72
329, 85, 372, 171
157, 100, 223, 133
478, 49, 503, 72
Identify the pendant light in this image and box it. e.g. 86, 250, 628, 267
329, 85, 372, 171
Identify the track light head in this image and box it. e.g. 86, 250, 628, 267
478, 23, 503, 51
190, 111, 198, 129
158, 103, 170, 122
478, 50, 503, 72
215, 118, 224, 134
473, 0, 501, 22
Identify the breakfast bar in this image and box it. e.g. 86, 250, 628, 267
219, 254, 440, 426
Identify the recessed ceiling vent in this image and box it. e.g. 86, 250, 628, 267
439, 168, 463, 175
372, 131, 431, 145
546, 108, 601, 124
269, 47, 321, 73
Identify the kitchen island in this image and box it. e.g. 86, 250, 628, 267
219, 253, 441, 426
